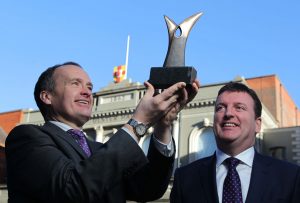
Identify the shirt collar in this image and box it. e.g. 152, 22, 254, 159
216, 146, 255, 168
49, 121, 74, 132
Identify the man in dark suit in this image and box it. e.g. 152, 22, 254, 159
5, 62, 200, 203
170, 82, 300, 203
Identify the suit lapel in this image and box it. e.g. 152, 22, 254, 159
87, 139, 103, 153
199, 155, 219, 203
42, 122, 88, 158
245, 152, 270, 203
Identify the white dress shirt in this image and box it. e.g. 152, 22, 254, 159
49, 121, 173, 157
122, 126, 174, 157
50, 121, 73, 131
216, 147, 254, 203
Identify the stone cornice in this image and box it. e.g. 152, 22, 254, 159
90, 99, 216, 119
91, 109, 135, 118
186, 99, 216, 108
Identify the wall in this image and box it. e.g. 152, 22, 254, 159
0, 110, 23, 135
247, 75, 300, 127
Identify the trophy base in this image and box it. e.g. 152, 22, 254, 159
148, 66, 197, 89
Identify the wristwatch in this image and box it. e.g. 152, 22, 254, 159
127, 118, 148, 137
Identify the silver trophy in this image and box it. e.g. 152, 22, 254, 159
149, 12, 203, 89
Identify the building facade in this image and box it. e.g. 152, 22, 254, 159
0, 109, 28, 201
1, 75, 299, 202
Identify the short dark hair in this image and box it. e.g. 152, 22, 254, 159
217, 82, 262, 118
34, 61, 82, 120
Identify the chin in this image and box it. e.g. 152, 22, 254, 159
219, 133, 238, 141
76, 112, 91, 122
79, 108, 92, 116
82, 114, 91, 120
77, 117, 90, 126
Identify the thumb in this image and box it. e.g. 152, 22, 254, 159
144, 81, 155, 97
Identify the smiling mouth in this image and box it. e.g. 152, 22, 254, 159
222, 122, 239, 127
76, 100, 90, 105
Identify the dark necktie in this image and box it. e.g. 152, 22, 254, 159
67, 129, 91, 157
222, 157, 243, 203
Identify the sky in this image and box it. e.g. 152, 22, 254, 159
0, 1, 299, 113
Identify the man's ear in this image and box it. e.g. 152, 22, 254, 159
40, 91, 52, 105
255, 117, 262, 133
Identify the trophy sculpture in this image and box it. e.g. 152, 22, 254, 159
149, 12, 203, 89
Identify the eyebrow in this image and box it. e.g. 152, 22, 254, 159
215, 102, 226, 106
215, 102, 247, 108
234, 102, 247, 106
69, 78, 93, 88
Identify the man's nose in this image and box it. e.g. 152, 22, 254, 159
81, 86, 92, 96
224, 107, 234, 118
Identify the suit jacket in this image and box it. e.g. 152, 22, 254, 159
170, 152, 300, 203
5, 122, 174, 203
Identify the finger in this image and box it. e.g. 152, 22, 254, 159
171, 103, 181, 113
161, 84, 188, 113
193, 79, 200, 88
159, 82, 186, 101
180, 88, 188, 103
174, 88, 187, 109
144, 81, 155, 98
186, 81, 200, 103
166, 108, 177, 122
161, 94, 179, 114
166, 106, 180, 121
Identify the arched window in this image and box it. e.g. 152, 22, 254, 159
189, 126, 216, 163
195, 127, 216, 160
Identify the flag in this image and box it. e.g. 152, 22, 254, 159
113, 65, 127, 83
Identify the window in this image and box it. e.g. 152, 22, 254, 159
195, 128, 216, 160
189, 127, 216, 163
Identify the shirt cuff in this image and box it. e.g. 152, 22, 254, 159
121, 127, 174, 157
152, 134, 174, 157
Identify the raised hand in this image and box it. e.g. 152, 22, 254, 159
132, 81, 187, 126
154, 80, 200, 143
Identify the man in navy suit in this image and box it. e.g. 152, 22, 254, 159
170, 82, 300, 203
5, 61, 200, 203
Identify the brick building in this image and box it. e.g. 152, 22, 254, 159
247, 75, 300, 127
0, 110, 24, 136
0, 109, 26, 185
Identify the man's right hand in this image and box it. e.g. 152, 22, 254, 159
131, 81, 187, 128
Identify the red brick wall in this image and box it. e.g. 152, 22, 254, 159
247, 75, 299, 127
0, 110, 23, 185
0, 110, 23, 134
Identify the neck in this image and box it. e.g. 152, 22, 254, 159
48, 116, 83, 130
218, 143, 254, 157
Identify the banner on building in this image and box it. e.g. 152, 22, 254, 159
113, 65, 127, 83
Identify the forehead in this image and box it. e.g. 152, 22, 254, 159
53, 65, 91, 81
216, 91, 255, 105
